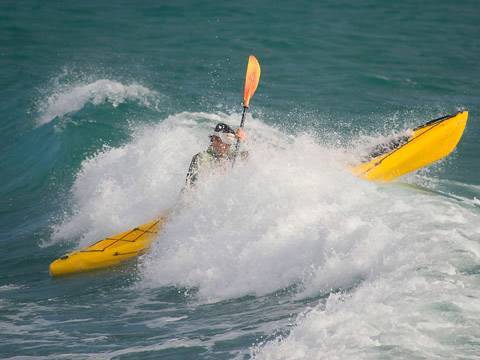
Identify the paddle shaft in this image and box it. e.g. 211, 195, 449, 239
239, 105, 247, 127
231, 106, 248, 167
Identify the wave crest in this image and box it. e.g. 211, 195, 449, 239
38, 79, 160, 125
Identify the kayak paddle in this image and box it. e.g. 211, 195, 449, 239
232, 55, 261, 166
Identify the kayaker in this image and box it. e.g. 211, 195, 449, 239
185, 122, 247, 187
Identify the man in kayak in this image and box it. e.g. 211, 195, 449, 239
185, 123, 247, 187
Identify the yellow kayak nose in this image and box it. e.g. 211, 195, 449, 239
351, 111, 468, 182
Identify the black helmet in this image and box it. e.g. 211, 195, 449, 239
213, 123, 235, 134
210, 123, 236, 144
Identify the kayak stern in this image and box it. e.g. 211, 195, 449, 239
49, 218, 165, 277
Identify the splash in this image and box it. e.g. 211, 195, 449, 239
52, 111, 480, 303
49, 111, 480, 358
37, 79, 160, 125
49, 111, 245, 247
248, 177, 480, 358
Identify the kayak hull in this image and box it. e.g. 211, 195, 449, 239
49, 112, 469, 276
49, 218, 167, 277
351, 111, 468, 181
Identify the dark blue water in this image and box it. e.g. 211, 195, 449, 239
1, 1, 480, 359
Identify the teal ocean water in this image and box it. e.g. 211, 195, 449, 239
1, 1, 480, 358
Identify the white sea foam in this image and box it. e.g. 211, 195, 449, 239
0, 284, 24, 292
49, 111, 219, 246
252, 256, 480, 359
50, 111, 480, 358
37, 79, 159, 125
249, 188, 480, 358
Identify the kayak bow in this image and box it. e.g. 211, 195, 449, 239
351, 111, 468, 181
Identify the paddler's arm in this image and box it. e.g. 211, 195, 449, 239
234, 128, 249, 160
236, 128, 246, 142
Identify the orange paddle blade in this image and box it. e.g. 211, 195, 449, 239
243, 55, 261, 108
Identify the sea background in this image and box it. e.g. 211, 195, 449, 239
1, 1, 480, 359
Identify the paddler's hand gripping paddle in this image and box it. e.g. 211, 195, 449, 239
232, 55, 261, 167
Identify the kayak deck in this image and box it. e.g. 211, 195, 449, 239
49, 217, 167, 277
351, 111, 468, 181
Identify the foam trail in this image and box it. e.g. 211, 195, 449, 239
37, 79, 159, 125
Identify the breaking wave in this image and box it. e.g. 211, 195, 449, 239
49, 111, 480, 358
37, 79, 160, 125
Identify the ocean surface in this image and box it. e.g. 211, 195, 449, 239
1, 1, 480, 359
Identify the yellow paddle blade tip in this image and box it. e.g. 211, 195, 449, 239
243, 55, 261, 108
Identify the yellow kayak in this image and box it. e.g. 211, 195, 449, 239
351, 111, 468, 181
49, 217, 167, 277
50, 112, 468, 277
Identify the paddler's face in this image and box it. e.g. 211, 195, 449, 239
211, 136, 231, 156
